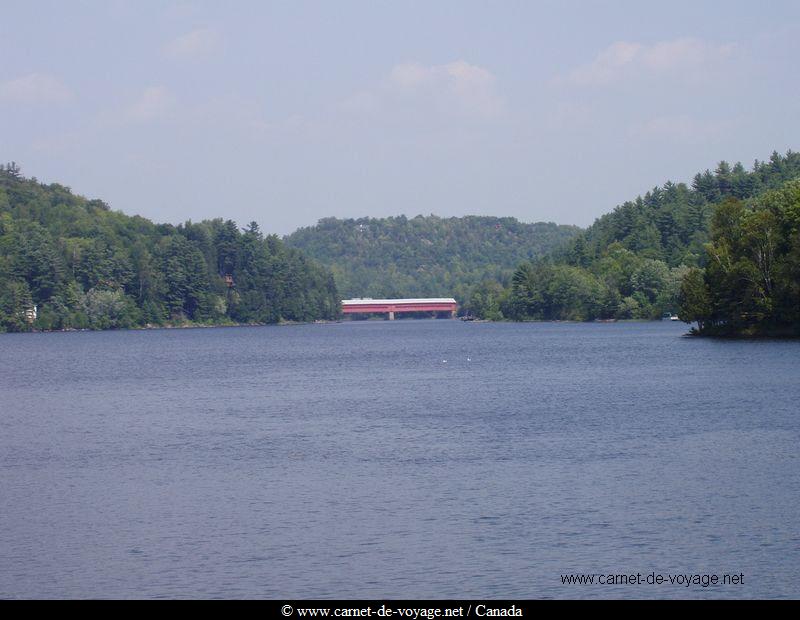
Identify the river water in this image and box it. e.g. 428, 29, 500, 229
1, 320, 798, 598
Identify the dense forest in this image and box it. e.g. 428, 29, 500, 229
284, 151, 800, 323
488, 151, 800, 322
0, 164, 340, 332
3, 150, 798, 334
679, 179, 800, 336
285, 215, 580, 303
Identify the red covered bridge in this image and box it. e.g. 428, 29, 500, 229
342, 298, 458, 320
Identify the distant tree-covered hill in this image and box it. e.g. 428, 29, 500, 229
0, 163, 339, 332
498, 150, 800, 322
284, 215, 581, 302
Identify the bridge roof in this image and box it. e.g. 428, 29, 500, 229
341, 298, 456, 306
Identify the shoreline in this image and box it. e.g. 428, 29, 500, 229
687, 326, 800, 340
2, 318, 344, 335
1, 317, 697, 335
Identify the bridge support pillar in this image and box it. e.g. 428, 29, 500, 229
388, 311, 395, 320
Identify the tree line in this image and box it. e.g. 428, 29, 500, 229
0, 165, 340, 332
285, 214, 580, 304
3, 150, 798, 334
468, 151, 800, 323
283, 152, 800, 325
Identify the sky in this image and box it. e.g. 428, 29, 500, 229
1, 0, 799, 235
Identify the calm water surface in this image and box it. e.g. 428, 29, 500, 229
1, 320, 799, 599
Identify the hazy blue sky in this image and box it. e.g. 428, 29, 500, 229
2, 1, 799, 234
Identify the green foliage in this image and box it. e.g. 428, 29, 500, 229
0, 279, 34, 332
558, 151, 800, 270
463, 279, 509, 320
679, 179, 800, 336
0, 166, 340, 332
506, 262, 611, 321
506, 151, 800, 322
678, 268, 712, 329
84, 288, 141, 330
285, 215, 580, 306
285, 151, 800, 323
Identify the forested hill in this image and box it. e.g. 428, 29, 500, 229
498, 150, 800, 323
0, 164, 340, 332
284, 215, 581, 301
563, 150, 800, 269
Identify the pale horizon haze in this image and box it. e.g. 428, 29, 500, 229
1, 0, 799, 234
